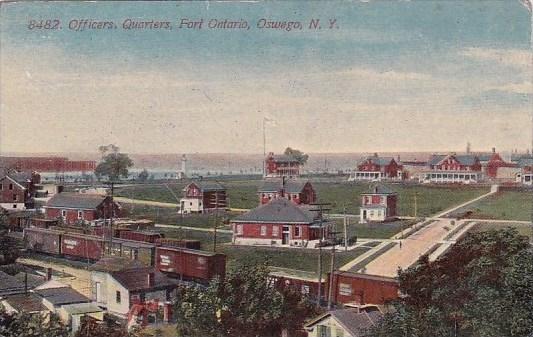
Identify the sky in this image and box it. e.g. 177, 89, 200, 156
0, 1, 531, 155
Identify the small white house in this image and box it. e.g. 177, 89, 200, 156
305, 307, 383, 337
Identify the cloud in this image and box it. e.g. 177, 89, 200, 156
459, 47, 532, 69
491, 81, 533, 94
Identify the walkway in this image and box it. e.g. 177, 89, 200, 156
114, 197, 178, 208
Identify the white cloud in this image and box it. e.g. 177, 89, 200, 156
491, 81, 533, 94
460, 47, 532, 69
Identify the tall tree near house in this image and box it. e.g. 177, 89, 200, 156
284, 147, 309, 165
0, 209, 19, 265
370, 229, 533, 337
174, 262, 319, 337
0, 310, 69, 337
94, 144, 134, 181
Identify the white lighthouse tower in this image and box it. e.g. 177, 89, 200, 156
177, 154, 187, 180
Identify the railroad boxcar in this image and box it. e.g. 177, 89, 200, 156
91, 226, 131, 239
102, 238, 155, 266
155, 238, 201, 250
24, 227, 63, 255
119, 230, 164, 243
155, 246, 226, 282
31, 218, 60, 229
61, 233, 105, 261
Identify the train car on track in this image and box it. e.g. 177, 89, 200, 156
24, 227, 64, 255
155, 246, 226, 282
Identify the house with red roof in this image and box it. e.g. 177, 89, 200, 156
360, 185, 397, 223
43, 193, 120, 225
348, 154, 403, 182
420, 153, 482, 184
264, 152, 301, 178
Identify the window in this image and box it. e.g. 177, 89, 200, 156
116, 291, 121, 303
339, 283, 352, 296
12, 204, 17, 209
61, 210, 67, 218
301, 285, 310, 295
0, 184, 2, 190
294, 226, 300, 237
272, 226, 279, 237
317, 325, 331, 337
8, 184, 13, 190
12, 194, 18, 201
78, 210, 83, 219
190, 202, 193, 206
236, 224, 243, 235
260, 225, 267, 236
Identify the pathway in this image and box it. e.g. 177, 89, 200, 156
114, 197, 178, 208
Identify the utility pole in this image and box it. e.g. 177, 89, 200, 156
414, 191, 418, 218
327, 231, 338, 310
213, 191, 218, 252
343, 205, 348, 252
310, 202, 331, 308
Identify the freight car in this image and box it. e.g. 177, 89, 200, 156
61, 233, 105, 261
155, 238, 201, 250
119, 230, 164, 243
24, 227, 64, 255
91, 226, 131, 239
103, 238, 156, 266
156, 246, 226, 282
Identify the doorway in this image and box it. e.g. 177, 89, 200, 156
282, 226, 290, 245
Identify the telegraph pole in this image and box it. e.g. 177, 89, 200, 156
310, 202, 331, 308
343, 205, 348, 251
327, 230, 339, 310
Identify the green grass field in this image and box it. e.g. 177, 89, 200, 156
331, 218, 417, 239
471, 222, 532, 239
450, 190, 531, 221
219, 245, 369, 276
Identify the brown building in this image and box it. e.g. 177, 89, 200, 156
43, 193, 120, 225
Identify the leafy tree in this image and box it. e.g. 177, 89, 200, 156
75, 316, 146, 337
175, 262, 318, 337
284, 147, 309, 165
0, 310, 69, 337
0, 209, 19, 265
138, 169, 149, 182
94, 146, 134, 181
370, 229, 533, 337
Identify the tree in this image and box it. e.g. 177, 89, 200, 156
0, 310, 69, 337
370, 228, 533, 337
284, 147, 309, 165
94, 145, 134, 181
138, 169, 149, 182
0, 209, 19, 265
174, 262, 319, 337
75, 316, 146, 337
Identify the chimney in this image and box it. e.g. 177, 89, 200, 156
46, 267, 53, 281
147, 272, 155, 287
492, 147, 496, 154
373, 152, 378, 157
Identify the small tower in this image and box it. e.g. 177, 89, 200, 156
177, 154, 187, 180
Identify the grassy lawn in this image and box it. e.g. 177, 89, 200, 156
471, 222, 532, 239
450, 190, 531, 221
115, 183, 186, 203
331, 218, 415, 239
219, 245, 369, 276
158, 227, 233, 250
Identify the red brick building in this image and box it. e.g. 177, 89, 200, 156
328, 271, 399, 305
484, 149, 517, 179
0, 156, 96, 172
43, 193, 120, 225
349, 154, 403, 181
179, 181, 227, 214
421, 153, 482, 184
231, 198, 332, 247
0, 170, 40, 210
264, 152, 301, 178
258, 179, 316, 205
360, 185, 397, 223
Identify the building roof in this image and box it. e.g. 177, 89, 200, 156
0, 271, 27, 296
429, 154, 478, 166
34, 287, 90, 306
258, 179, 311, 193
2, 293, 47, 313
111, 267, 179, 292
0, 175, 26, 190
232, 198, 317, 224
60, 302, 103, 315
34, 279, 70, 291
14, 272, 47, 289
45, 193, 109, 210
305, 309, 383, 337
186, 181, 226, 192
89, 256, 146, 273
516, 157, 533, 168
362, 184, 396, 195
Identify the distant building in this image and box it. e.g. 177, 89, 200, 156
264, 152, 301, 178
399, 160, 427, 181
231, 198, 332, 247
305, 306, 384, 337
258, 179, 316, 205
43, 193, 120, 224
420, 153, 482, 184
360, 185, 397, 223
0, 156, 96, 173
179, 181, 227, 214
348, 154, 403, 182
515, 157, 533, 186
484, 148, 518, 181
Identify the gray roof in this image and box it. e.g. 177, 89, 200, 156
307, 309, 383, 337
232, 198, 317, 224
186, 181, 225, 192
362, 184, 396, 195
2, 293, 47, 313
0, 271, 27, 296
359, 156, 395, 167
111, 267, 179, 292
34, 287, 90, 306
428, 154, 478, 166
258, 179, 311, 193
45, 193, 109, 209
516, 157, 533, 168
14, 273, 47, 289
60, 302, 103, 315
